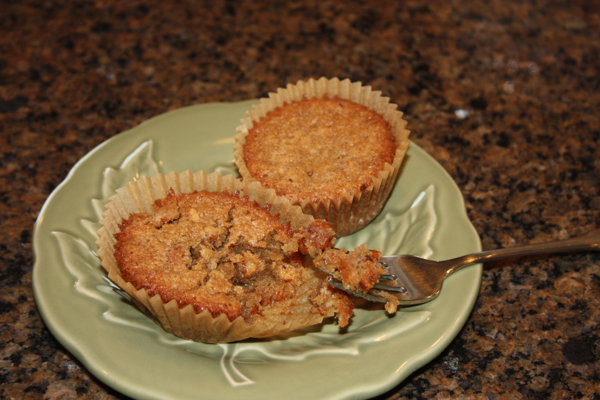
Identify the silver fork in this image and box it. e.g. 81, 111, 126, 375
326, 228, 600, 305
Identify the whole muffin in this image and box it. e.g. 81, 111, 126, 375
234, 77, 410, 236
96, 171, 386, 343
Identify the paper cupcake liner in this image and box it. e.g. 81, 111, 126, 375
233, 77, 410, 237
96, 170, 335, 343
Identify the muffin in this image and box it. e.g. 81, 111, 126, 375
96, 171, 388, 343
314, 245, 399, 314
313, 245, 383, 293
233, 77, 410, 237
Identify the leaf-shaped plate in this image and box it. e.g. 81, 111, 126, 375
32, 101, 481, 400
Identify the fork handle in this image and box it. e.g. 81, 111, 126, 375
444, 228, 600, 275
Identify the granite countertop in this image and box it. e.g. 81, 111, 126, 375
1, 0, 599, 399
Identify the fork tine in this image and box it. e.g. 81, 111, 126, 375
376, 256, 410, 292
326, 277, 388, 303
372, 283, 407, 293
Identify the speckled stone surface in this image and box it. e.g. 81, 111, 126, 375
1, 0, 599, 399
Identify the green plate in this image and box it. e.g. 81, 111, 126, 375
32, 101, 481, 400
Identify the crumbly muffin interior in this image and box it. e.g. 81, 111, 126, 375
313, 245, 384, 292
314, 246, 399, 313
114, 189, 355, 326
243, 96, 398, 202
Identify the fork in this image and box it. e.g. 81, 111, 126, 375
325, 228, 600, 305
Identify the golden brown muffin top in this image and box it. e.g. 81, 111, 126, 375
113, 189, 354, 325
243, 96, 398, 203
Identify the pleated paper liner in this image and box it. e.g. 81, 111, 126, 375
96, 170, 337, 343
233, 77, 411, 237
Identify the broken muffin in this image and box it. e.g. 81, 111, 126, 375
97, 171, 392, 343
